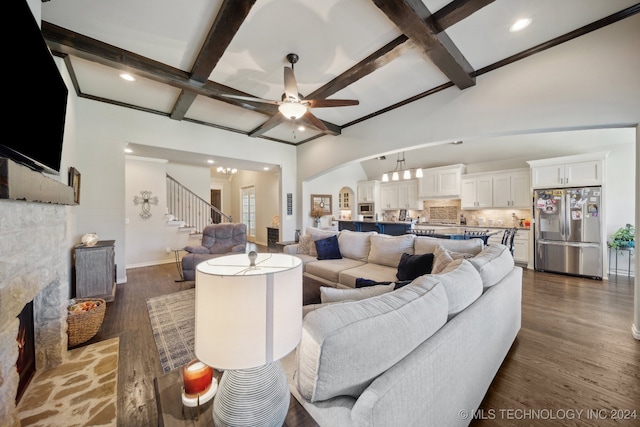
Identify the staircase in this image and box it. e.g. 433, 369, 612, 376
166, 174, 231, 235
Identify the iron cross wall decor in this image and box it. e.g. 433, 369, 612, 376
133, 190, 158, 219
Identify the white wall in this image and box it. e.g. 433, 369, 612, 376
605, 142, 637, 275
125, 156, 190, 268
296, 15, 640, 182
302, 162, 368, 231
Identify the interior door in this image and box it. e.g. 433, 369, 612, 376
210, 189, 221, 224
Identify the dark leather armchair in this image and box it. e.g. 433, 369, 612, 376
181, 223, 247, 281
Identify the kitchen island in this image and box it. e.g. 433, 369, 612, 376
338, 220, 412, 236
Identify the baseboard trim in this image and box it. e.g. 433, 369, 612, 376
632, 323, 640, 341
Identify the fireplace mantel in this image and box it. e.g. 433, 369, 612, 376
0, 158, 75, 205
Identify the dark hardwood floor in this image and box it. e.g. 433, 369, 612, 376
86, 246, 639, 426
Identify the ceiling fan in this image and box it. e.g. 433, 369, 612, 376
222, 53, 359, 132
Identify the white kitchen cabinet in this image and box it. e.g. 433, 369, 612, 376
418, 164, 465, 198
512, 236, 529, 265
492, 169, 530, 208
379, 183, 398, 209
380, 180, 420, 210
357, 180, 380, 203
528, 153, 607, 189
460, 175, 493, 209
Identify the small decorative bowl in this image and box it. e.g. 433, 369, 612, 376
81, 233, 99, 246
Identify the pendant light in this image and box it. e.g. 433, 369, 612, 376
381, 152, 422, 181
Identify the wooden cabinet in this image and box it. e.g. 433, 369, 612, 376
379, 183, 397, 209
338, 189, 351, 209
380, 181, 420, 210
528, 153, 607, 189
267, 227, 279, 248
357, 180, 380, 203
492, 169, 530, 208
74, 240, 116, 302
461, 175, 493, 209
418, 164, 465, 198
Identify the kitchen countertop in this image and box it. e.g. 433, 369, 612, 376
415, 223, 530, 231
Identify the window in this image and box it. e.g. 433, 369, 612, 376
241, 186, 256, 240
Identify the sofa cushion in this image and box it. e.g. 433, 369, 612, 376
414, 236, 484, 256
307, 227, 340, 257
337, 230, 376, 262
315, 235, 342, 260
297, 275, 448, 402
435, 259, 483, 319
305, 258, 366, 284
431, 245, 475, 274
338, 263, 398, 288
367, 234, 415, 267
396, 252, 434, 281
467, 244, 515, 289
320, 282, 395, 303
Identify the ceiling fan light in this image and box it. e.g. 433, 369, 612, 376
382, 173, 389, 182
278, 102, 307, 119
415, 168, 423, 178
391, 171, 399, 181
403, 170, 411, 180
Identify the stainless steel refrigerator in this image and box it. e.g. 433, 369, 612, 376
534, 186, 603, 279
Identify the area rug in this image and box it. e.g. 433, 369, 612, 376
16, 337, 119, 426
146, 288, 196, 373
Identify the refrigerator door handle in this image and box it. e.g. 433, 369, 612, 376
537, 240, 600, 248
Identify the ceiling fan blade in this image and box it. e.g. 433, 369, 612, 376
283, 67, 299, 101
306, 99, 360, 108
221, 94, 280, 105
300, 111, 328, 132
249, 112, 286, 137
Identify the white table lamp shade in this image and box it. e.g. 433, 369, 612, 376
194, 253, 302, 370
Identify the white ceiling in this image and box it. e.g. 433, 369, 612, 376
40, 0, 638, 171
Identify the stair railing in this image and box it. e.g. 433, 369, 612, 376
166, 174, 231, 233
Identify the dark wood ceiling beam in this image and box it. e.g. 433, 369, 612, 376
190, 0, 256, 82
308, 0, 490, 101
172, 0, 256, 120
42, 21, 277, 116
370, 0, 475, 89
306, 35, 412, 101
430, 0, 495, 32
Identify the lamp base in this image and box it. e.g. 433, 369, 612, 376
213, 361, 289, 427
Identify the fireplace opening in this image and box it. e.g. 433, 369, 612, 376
16, 301, 35, 403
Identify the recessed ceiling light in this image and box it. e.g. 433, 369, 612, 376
297, 125, 305, 131
263, 167, 269, 171
207, 159, 214, 164
124, 148, 133, 153
450, 141, 463, 145
119, 73, 135, 81
510, 18, 531, 32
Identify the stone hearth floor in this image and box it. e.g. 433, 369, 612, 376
16, 337, 119, 426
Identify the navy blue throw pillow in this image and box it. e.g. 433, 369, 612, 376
315, 235, 342, 260
396, 252, 434, 281
355, 278, 412, 290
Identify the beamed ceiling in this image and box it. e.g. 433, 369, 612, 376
41, 0, 639, 150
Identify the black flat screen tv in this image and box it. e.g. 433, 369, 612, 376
1, 0, 68, 175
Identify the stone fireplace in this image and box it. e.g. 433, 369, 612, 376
0, 199, 71, 426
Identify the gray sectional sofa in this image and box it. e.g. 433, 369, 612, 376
281, 228, 522, 426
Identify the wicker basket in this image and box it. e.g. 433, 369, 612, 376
67, 298, 106, 347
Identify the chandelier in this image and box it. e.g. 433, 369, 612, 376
381, 152, 423, 182
217, 166, 238, 175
